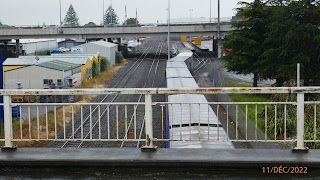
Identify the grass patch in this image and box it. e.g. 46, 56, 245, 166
227, 81, 272, 131
80, 60, 128, 102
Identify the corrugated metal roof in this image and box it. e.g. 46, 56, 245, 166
51, 53, 99, 57
167, 78, 198, 88
167, 54, 192, 63
166, 49, 234, 149
36, 60, 80, 71
13, 39, 56, 44
167, 61, 188, 68
4, 57, 44, 66
90, 40, 118, 48
4, 56, 91, 66
170, 127, 234, 148
166, 68, 193, 78
168, 94, 219, 125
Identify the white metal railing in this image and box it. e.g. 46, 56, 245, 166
0, 87, 320, 150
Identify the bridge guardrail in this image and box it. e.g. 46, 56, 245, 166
0, 87, 319, 151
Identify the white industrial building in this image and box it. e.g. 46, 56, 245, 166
4, 60, 81, 89
72, 41, 117, 65
13, 39, 58, 55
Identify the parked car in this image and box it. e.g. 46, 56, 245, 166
51, 49, 63, 54
59, 47, 70, 52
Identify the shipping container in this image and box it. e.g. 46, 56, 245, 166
181, 36, 187, 42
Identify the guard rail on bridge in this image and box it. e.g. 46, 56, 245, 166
1, 87, 319, 151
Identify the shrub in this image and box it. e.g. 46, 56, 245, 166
92, 61, 99, 78
100, 57, 109, 72
115, 52, 124, 64
35, 50, 50, 55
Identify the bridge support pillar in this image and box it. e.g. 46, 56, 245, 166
15, 39, 20, 55
142, 94, 157, 151
117, 38, 121, 51
293, 93, 308, 152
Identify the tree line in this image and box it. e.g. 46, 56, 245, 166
63, 4, 139, 27
222, 0, 320, 87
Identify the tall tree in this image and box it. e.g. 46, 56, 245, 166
123, 18, 139, 26
222, 0, 271, 87
63, 4, 80, 27
103, 6, 119, 25
262, 0, 320, 86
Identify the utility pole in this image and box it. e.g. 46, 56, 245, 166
168, 0, 171, 60
125, 5, 127, 25
136, 8, 138, 25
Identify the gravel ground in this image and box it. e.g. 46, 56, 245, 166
192, 65, 250, 149
47, 38, 167, 149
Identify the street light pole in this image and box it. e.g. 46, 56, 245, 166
111, 0, 113, 24
167, 0, 171, 60
189, 9, 193, 23
210, 0, 212, 23
103, 0, 105, 25
59, 0, 62, 26
136, 8, 138, 25
218, 0, 220, 40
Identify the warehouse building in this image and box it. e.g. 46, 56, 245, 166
13, 39, 58, 55
58, 39, 86, 49
4, 60, 81, 89
72, 40, 117, 65
3, 54, 100, 86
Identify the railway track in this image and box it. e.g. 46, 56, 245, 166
192, 52, 208, 74
61, 37, 162, 148
120, 41, 164, 148
60, 38, 161, 148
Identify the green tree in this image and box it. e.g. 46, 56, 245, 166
222, 0, 271, 87
103, 6, 119, 25
100, 57, 109, 72
63, 4, 80, 27
84, 22, 97, 27
262, 0, 320, 86
123, 18, 139, 26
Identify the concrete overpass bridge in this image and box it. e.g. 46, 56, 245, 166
0, 23, 232, 40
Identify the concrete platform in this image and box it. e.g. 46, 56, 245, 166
1, 149, 320, 179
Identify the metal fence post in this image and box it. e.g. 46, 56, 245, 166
2, 95, 16, 150
142, 94, 157, 151
293, 93, 307, 152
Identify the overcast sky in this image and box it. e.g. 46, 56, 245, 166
0, 0, 253, 25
